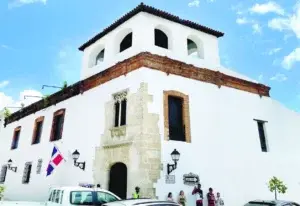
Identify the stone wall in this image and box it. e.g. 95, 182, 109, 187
94, 82, 161, 198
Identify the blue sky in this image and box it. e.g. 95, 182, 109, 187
0, 0, 300, 111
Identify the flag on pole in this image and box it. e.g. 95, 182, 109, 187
46, 145, 64, 176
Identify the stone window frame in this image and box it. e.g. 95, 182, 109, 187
112, 89, 128, 128
32, 116, 44, 145
163, 90, 191, 143
11, 126, 21, 150
49, 109, 66, 142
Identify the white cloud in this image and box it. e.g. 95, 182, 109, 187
0, 80, 9, 89
252, 23, 262, 34
8, 0, 47, 8
188, 0, 200, 7
267, 48, 282, 55
268, 3, 300, 39
270, 73, 288, 82
207, 0, 215, 2
236, 17, 251, 25
0, 89, 43, 113
250, 1, 284, 15
282, 48, 300, 70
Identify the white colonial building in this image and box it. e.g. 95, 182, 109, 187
1, 3, 300, 206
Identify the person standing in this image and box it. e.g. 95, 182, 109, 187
207, 188, 216, 206
177, 190, 186, 206
167, 192, 174, 201
132, 186, 140, 199
215, 192, 224, 206
192, 184, 203, 206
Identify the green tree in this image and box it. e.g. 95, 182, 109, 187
62, 81, 68, 89
268, 176, 287, 200
0, 184, 5, 200
3, 108, 11, 118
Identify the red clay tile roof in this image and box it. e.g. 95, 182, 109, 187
78, 3, 224, 51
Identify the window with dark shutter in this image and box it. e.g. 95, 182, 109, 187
154, 29, 168, 49
36, 159, 43, 174
254, 119, 268, 152
114, 102, 120, 127
32, 117, 44, 145
50, 109, 66, 142
11, 127, 21, 150
168, 96, 185, 141
120, 99, 127, 126
120, 33, 132, 52
0, 166, 7, 183
22, 162, 32, 184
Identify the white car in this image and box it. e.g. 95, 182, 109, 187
103, 199, 180, 206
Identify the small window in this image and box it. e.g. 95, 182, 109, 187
0, 165, 8, 183
32, 116, 44, 145
51, 190, 57, 202
96, 192, 118, 204
55, 190, 61, 203
11, 126, 21, 150
120, 33, 132, 52
22, 162, 32, 184
60, 190, 64, 204
70, 191, 93, 205
255, 119, 268, 152
113, 91, 127, 127
155, 29, 168, 49
36, 159, 43, 174
95, 49, 105, 65
187, 39, 198, 57
50, 109, 66, 142
48, 191, 53, 201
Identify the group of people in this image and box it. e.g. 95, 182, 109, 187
166, 184, 224, 206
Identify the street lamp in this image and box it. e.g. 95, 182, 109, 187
7, 159, 17, 172
72, 150, 86, 171
167, 149, 180, 175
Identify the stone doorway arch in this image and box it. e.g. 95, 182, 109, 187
108, 162, 127, 199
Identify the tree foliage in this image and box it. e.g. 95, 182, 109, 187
0, 184, 5, 200
3, 108, 11, 118
62, 81, 68, 89
268, 176, 287, 200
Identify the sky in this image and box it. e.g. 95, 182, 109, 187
0, 0, 300, 112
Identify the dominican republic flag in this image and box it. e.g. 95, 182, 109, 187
46, 146, 64, 176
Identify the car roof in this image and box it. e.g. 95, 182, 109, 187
104, 199, 180, 206
249, 200, 297, 205
49, 186, 120, 198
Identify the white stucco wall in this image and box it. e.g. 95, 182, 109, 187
0, 70, 145, 201
1, 67, 299, 205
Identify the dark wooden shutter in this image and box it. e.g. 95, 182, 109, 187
114, 102, 120, 127
168, 96, 185, 141
257, 122, 267, 152
120, 99, 127, 126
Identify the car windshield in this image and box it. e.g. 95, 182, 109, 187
95, 191, 119, 205
245, 201, 277, 206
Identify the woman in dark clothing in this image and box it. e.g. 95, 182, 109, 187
207, 188, 216, 206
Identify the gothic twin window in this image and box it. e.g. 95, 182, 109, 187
22, 162, 32, 184
113, 90, 128, 127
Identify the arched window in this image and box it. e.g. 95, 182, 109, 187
187, 39, 198, 57
95, 49, 105, 65
120, 33, 132, 52
155, 29, 168, 49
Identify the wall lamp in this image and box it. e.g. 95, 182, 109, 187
7, 159, 17, 172
167, 149, 180, 175
72, 150, 86, 171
